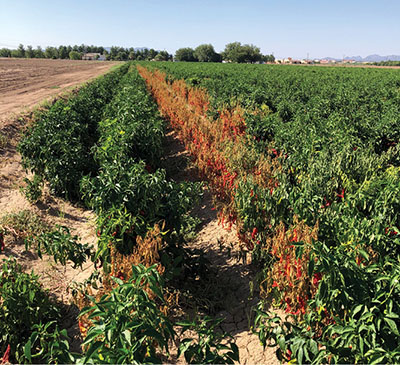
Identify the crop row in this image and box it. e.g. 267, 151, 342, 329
139, 62, 400, 364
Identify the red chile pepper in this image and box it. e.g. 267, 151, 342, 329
251, 227, 258, 239
337, 188, 345, 199
313, 272, 322, 286
291, 229, 298, 242
296, 263, 302, 279
1, 344, 10, 364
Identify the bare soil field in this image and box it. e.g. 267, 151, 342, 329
0, 58, 119, 121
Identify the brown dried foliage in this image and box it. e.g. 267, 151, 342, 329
74, 223, 169, 338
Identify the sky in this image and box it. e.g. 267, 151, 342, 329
0, 0, 399, 59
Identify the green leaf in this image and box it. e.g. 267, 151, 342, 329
24, 339, 32, 362
277, 335, 286, 350
83, 341, 103, 364
384, 318, 399, 335
370, 354, 386, 365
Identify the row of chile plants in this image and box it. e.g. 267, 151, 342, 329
2, 63, 239, 363
138, 61, 400, 364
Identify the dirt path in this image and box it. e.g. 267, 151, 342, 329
163, 127, 281, 364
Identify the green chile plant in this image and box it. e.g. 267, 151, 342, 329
177, 316, 239, 364
19, 63, 129, 199
79, 264, 174, 364
26, 225, 93, 268
20, 174, 44, 203
78, 264, 239, 364
19, 321, 75, 364
0, 258, 64, 363
96, 70, 165, 167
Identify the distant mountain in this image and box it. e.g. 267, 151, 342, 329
323, 54, 400, 62
362, 54, 400, 62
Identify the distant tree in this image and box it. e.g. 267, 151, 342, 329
175, 47, 197, 62
26, 45, 34, 58
0, 48, 11, 57
154, 50, 172, 61
222, 42, 263, 63
116, 51, 128, 61
214, 52, 223, 62
194, 44, 221, 62
134, 49, 142, 60
58, 45, 68, 59
10, 44, 26, 58
78, 44, 87, 53
44, 46, 58, 59
242, 44, 263, 63
142, 48, 150, 60
17, 44, 26, 58
110, 46, 119, 59
11, 49, 21, 58
263, 54, 275, 63
221, 42, 241, 62
148, 48, 158, 60
128, 50, 136, 60
34, 46, 44, 58
69, 51, 82, 60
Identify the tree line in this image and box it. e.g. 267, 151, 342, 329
175, 42, 274, 63
0, 44, 172, 61
0, 44, 105, 60
0, 42, 274, 63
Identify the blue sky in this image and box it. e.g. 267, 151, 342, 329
1, 0, 399, 59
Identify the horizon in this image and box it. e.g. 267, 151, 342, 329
1, 0, 399, 59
